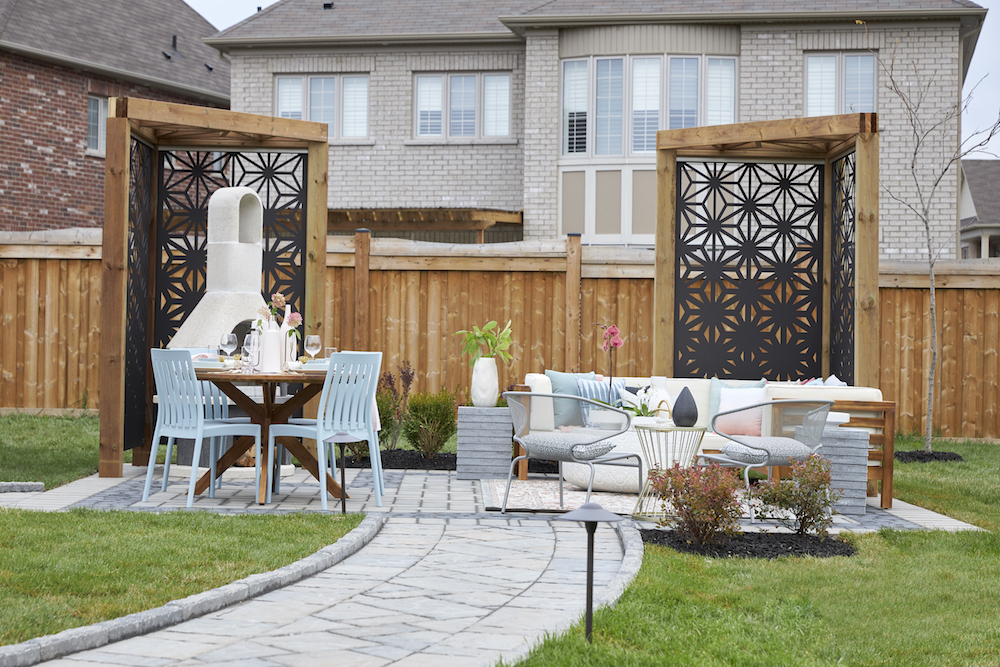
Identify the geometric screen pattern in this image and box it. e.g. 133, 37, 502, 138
124, 138, 154, 450
674, 161, 824, 380
830, 152, 856, 385
154, 151, 307, 352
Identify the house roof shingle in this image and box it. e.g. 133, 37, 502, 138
208, 0, 985, 47
0, 0, 229, 103
963, 159, 1000, 229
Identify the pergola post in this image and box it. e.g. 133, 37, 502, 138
306, 141, 329, 341
653, 148, 677, 377
855, 130, 880, 389
98, 117, 131, 477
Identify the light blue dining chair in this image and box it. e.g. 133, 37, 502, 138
266, 351, 384, 509
144, 348, 262, 508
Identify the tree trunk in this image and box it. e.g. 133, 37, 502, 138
925, 258, 937, 454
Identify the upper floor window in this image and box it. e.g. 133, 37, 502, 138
414, 72, 511, 139
275, 74, 369, 139
806, 53, 875, 116
87, 96, 108, 154
562, 54, 738, 157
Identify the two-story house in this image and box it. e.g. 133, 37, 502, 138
207, 0, 986, 259
0, 0, 230, 231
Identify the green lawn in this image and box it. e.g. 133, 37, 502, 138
0, 509, 363, 646
0, 413, 100, 489
510, 438, 1000, 667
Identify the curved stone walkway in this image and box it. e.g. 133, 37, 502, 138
38, 515, 632, 667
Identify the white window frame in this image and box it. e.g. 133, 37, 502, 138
561, 54, 739, 159
274, 74, 370, 141
804, 52, 877, 116
86, 96, 109, 156
411, 72, 512, 141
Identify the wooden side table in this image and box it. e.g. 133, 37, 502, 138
632, 424, 706, 521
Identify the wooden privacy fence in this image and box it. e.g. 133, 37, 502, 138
2, 232, 999, 437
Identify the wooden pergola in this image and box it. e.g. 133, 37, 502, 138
99, 98, 329, 477
654, 113, 879, 386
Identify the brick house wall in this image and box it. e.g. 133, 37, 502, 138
0, 51, 226, 232
522, 29, 560, 240
230, 46, 525, 213
740, 24, 962, 260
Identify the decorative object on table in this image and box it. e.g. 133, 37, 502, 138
672, 386, 699, 427
255, 292, 302, 373
454, 320, 513, 408
167, 187, 267, 350
555, 502, 623, 644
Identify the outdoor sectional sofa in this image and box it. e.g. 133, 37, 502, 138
515, 372, 896, 509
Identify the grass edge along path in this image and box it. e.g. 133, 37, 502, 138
0, 508, 364, 647
507, 438, 1000, 667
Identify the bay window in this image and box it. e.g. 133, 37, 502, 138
562, 54, 738, 157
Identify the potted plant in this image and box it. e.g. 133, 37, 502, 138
454, 320, 513, 408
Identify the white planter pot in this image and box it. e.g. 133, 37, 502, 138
471, 357, 499, 408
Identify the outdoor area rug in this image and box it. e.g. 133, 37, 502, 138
481, 478, 639, 515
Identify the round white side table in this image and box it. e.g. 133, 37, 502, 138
631, 424, 706, 521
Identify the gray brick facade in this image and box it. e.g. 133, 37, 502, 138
230, 47, 524, 211
740, 24, 962, 260
228, 21, 967, 259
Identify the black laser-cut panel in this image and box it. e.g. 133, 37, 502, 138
674, 161, 824, 381
831, 153, 856, 385
124, 138, 153, 450
153, 151, 307, 352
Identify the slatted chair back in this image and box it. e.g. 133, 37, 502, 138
317, 352, 382, 438
151, 348, 204, 435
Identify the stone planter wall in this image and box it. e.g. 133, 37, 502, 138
820, 425, 870, 516
456, 406, 513, 480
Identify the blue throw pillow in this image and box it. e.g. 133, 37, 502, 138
576, 378, 626, 427
545, 370, 595, 427
708, 377, 767, 421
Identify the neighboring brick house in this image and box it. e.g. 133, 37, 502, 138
960, 159, 1000, 258
207, 0, 987, 259
0, 0, 230, 232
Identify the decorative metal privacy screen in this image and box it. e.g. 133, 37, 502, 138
154, 150, 308, 351
830, 153, 856, 384
124, 138, 154, 450
674, 161, 824, 380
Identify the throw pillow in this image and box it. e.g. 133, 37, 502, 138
523, 373, 555, 431
713, 386, 766, 436
545, 370, 596, 427
576, 378, 626, 427
708, 377, 767, 421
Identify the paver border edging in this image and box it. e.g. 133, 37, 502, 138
596, 519, 644, 609
0, 482, 45, 493
0, 514, 386, 667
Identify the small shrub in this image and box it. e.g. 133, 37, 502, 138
755, 454, 840, 537
648, 463, 742, 545
376, 361, 415, 451
403, 388, 456, 458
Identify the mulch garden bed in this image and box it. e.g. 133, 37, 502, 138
894, 450, 964, 464
640, 529, 856, 559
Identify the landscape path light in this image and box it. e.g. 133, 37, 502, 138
556, 501, 623, 643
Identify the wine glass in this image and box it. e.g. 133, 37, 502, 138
220, 333, 237, 362
241, 332, 259, 374
304, 335, 322, 361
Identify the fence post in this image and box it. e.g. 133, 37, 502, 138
565, 233, 582, 372
354, 228, 370, 351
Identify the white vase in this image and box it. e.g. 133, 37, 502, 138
278, 305, 296, 370
471, 357, 499, 408
258, 320, 283, 373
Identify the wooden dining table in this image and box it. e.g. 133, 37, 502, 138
193, 368, 345, 505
